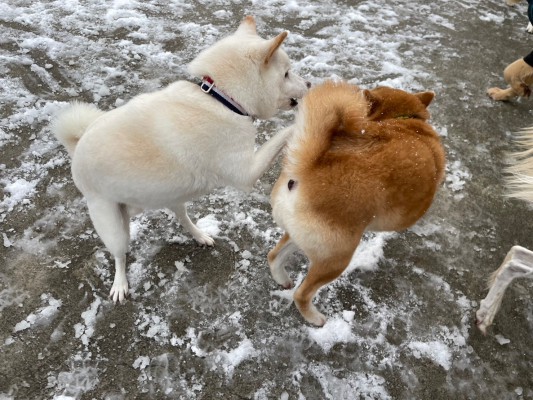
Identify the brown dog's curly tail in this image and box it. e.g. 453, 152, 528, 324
286, 80, 367, 173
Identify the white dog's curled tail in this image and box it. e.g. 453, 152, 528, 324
51, 102, 105, 157
506, 126, 533, 203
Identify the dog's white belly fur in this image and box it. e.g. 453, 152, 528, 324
272, 182, 298, 231
72, 81, 255, 209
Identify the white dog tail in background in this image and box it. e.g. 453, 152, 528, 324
287, 81, 367, 175
506, 126, 533, 202
51, 102, 105, 157
476, 125, 533, 334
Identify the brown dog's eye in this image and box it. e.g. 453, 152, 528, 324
288, 179, 295, 190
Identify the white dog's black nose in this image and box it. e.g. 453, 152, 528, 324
290, 98, 298, 107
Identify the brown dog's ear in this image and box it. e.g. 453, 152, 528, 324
415, 91, 435, 107
363, 89, 380, 117
236, 15, 257, 35
263, 31, 288, 64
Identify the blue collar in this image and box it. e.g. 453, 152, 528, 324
199, 77, 249, 117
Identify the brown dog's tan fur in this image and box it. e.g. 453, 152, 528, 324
487, 58, 533, 101
268, 81, 446, 326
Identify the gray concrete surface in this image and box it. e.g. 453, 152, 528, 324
1, 0, 532, 399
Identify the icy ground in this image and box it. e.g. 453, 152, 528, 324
1, 0, 533, 399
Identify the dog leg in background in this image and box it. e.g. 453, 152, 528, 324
476, 245, 533, 334
268, 233, 299, 289
86, 199, 131, 303
172, 203, 215, 246
487, 86, 522, 101
488, 53, 533, 101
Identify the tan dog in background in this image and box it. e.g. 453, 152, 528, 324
487, 57, 533, 101
488, 0, 533, 100
268, 81, 446, 326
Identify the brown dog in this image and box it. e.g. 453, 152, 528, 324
487, 56, 533, 101
268, 81, 446, 326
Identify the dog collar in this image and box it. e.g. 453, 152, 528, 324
199, 76, 249, 117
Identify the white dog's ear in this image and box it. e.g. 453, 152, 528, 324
263, 31, 288, 65
236, 15, 257, 35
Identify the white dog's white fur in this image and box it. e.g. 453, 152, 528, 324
476, 126, 533, 333
52, 16, 309, 302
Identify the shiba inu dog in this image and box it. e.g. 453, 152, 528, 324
268, 81, 445, 326
52, 16, 309, 302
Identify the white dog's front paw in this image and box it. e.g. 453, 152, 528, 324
109, 280, 129, 303
527, 22, 533, 33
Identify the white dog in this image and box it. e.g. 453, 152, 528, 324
52, 16, 309, 302
476, 127, 533, 334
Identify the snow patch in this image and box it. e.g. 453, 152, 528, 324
307, 316, 357, 353
408, 340, 452, 370
13, 293, 62, 333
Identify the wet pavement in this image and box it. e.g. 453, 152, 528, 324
1, 0, 533, 399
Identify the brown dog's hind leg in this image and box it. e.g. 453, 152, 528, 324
268, 233, 298, 289
294, 247, 357, 326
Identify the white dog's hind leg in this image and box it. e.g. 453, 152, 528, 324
173, 203, 214, 246
86, 199, 131, 303
110, 256, 128, 302
476, 245, 533, 334
527, 21, 533, 33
